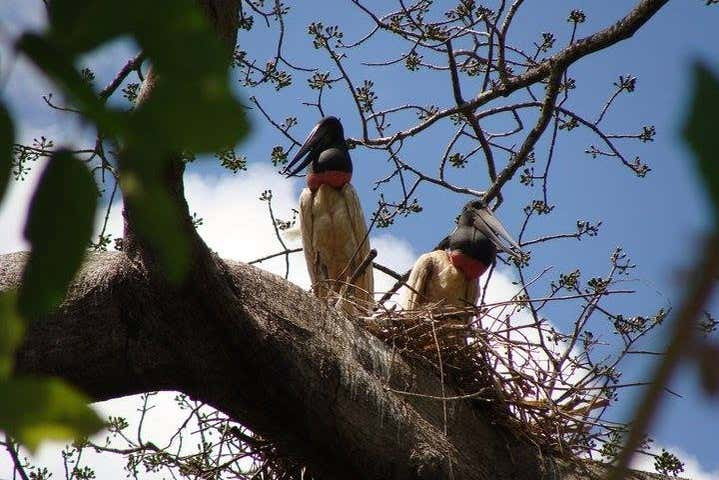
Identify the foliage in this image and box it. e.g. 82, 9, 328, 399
684, 63, 719, 220
0, 293, 23, 379
19, 151, 97, 318
653, 448, 685, 477
0, 378, 103, 451
685, 64, 719, 398
0, 0, 249, 455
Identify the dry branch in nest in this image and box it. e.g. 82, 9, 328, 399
358, 299, 617, 459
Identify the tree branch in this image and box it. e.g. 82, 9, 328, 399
1, 251, 673, 480
98, 52, 145, 102
353, 0, 669, 147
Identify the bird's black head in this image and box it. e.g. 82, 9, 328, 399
454, 199, 522, 259
457, 199, 486, 226
282, 116, 346, 177
317, 116, 344, 143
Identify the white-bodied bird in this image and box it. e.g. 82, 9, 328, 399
283, 117, 374, 314
403, 200, 521, 344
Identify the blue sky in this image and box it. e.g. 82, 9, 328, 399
1, 1, 718, 478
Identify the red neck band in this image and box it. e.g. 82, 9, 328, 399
307, 171, 352, 192
448, 250, 488, 281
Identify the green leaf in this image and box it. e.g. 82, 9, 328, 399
0, 292, 24, 380
46, 0, 224, 72
0, 377, 103, 452
132, 76, 250, 153
19, 151, 98, 318
684, 62, 719, 220
16, 34, 126, 138
128, 0, 251, 152
47, 1, 139, 54
0, 101, 14, 202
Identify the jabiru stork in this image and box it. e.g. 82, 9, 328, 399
283, 117, 374, 314
403, 200, 521, 344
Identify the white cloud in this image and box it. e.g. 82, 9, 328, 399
97, 164, 313, 288
0, 160, 46, 254
95, 167, 422, 294
0, 158, 420, 284
631, 444, 719, 480
186, 167, 302, 259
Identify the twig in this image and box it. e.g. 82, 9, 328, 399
348, 248, 377, 287
99, 52, 145, 101
483, 66, 562, 203
4, 435, 30, 480
385, 385, 491, 401
248, 248, 302, 265
374, 266, 412, 306
352, 0, 670, 148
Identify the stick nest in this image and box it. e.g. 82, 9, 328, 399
356, 300, 613, 458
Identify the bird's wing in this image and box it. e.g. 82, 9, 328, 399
474, 208, 522, 257
403, 253, 434, 310
299, 188, 318, 287
342, 183, 374, 296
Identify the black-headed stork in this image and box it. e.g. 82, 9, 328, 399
283, 116, 374, 314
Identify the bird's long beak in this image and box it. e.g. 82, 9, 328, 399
282, 122, 324, 177
471, 207, 523, 259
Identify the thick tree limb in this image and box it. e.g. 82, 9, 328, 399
1, 252, 672, 480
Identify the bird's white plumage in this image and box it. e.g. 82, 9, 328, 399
299, 183, 374, 313
403, 250, 478, 346
403, 250, 478, 311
